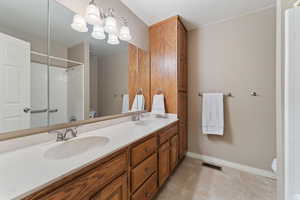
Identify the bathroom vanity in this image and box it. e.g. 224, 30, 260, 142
0, 115, 180, 200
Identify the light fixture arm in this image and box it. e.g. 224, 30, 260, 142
294, 0, 300, 7
89, 0, 96, 5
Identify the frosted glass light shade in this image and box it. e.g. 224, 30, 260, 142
92, 25, 106, 40
71, 15, 88, 32
119, 26, 132, 41
104, 16, 117, 34
85, 4, 102, 25
107, 34, 120, 45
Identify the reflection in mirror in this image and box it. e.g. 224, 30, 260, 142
50, 1, 130, 125
0, 0, 49, 133
0, 0, 148, 137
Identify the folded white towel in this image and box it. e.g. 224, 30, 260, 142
131, 94, 145, 111
272, 158, 277, 173
151, 94, 165, 115
122, 94, 129, 113
202, 93, 224, 135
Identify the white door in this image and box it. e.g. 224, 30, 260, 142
0, 32, 31, 133
285, 7, 300, 200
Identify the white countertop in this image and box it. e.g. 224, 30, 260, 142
0, 114, 178, 200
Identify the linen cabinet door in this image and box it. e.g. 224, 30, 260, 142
158, 142, 170, 186
178, 92, 188, 158
91, 174, 128, 200
128, 44, 151, 111
178, 21, 188, 92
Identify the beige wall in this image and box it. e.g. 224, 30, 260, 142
90, 54, 99, 113
55, 0, 149, 50
188, 7, 276, 171
98, 51, 128, 116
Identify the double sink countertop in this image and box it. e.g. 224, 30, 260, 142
0, 114, 178, 200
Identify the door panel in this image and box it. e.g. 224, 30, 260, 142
159, 142, 170, 186
0, 32, 30, 133
91, 174, 128, 200
170, 135, 179, 171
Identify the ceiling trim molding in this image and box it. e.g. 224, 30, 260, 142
198, 4, 276, 29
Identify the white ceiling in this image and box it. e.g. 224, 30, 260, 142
120, 0, 276, 30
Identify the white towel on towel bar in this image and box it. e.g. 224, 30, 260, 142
202, 93, 224, 135
151, 94, 165, 115
122, 94, 129, 113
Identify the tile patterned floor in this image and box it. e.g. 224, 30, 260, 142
154, 157, 276, 200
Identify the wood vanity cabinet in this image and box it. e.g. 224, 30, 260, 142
150, 16, 188, 160
23, 151, 128, 200
23, 122, 180, 200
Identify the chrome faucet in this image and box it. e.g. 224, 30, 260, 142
132, 111, 142, 121
49, 127, 78, 142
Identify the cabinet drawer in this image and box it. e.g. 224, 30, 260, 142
131, 153, 157, 192
159, 124, 178, 145
40, 153, 127, 200
131, 137, 157, 166
132, 173, 157, 200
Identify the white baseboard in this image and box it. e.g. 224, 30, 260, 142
186, 152, 277, 179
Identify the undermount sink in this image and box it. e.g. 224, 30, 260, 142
44, 136, 109, 160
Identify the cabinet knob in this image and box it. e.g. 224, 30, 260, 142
145, 167, 150, 174
144, 192, 150, 198
144, 147, 149, 153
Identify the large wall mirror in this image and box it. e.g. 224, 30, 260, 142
0, 0, 150, 137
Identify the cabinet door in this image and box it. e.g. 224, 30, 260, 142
91, 174, 128, 200
128, 43, 138, 109
128, 44, 150, 111
178, 21, 188, 92
178, 92, 188, 159
170, 135, 179, 171
178, 92, 187, 123
158, 142, 170, 186
150, 17, 178, 114
179, 122, 188, 159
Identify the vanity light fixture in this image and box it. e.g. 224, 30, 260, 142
119, 17, 132, 41
70, 0, 132, 45
85, 0, 102, 25
104, 9, 118, 34
71, 15, 88, 32
92, 25, 106, 40
107, 33, 120, 45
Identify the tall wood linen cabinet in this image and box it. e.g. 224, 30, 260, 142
149, 16, 188, 159
128, 44, 151, 111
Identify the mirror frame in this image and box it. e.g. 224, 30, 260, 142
0, 111, 142, 141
